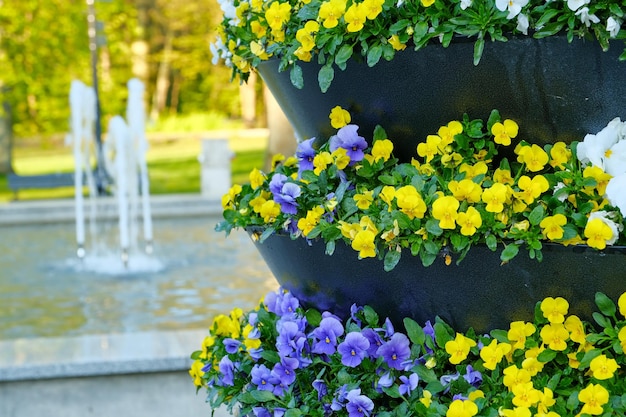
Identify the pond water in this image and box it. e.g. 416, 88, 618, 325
0, 216, 277, 340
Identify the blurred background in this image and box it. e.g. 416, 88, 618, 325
0, 0, 294, 201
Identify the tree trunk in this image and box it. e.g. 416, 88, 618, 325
264, 85, 297, 171
0, 101, 13, 174
239, 72, 257, 128
149, 32, 172, 122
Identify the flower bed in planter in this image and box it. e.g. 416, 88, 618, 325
190, 287, 626, 417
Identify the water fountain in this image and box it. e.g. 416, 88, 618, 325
68, 78, 154, 268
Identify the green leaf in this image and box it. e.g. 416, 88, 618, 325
528, 205, 545, 226
595, 292, 616, 317
285, 409, 303, 417
289, 64, 304, 89
485, 234, 498, 251
384, 250, 401, 271
404, 317, 426, 345
433, 322, 453, 348
578, 349, 601, 370
490, 329, 509, 343
415, 364, 438, 384
473, 38, 484, 66
335, 44, 353, 66
373, 125, 388, 141
318, 65, 335, 93
389, 19, 409, 33
537, 349, 557, 363
500, 243, 519, 262
251, 390, 277, 402
425, 219, 443, 236
382, 385, 402, 398
363, 305, 380, 326
305, 308, 322, 327
592, 312, 612, 329
325, 239, 335, 255
367, 45, 383, 67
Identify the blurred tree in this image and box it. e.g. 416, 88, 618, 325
0, 0, 241, 141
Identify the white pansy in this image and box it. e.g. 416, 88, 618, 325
606, 174, 626, 217
575, 7, 600, 27
607, 17, 622, 38
588, 211, 622, 246
604, 140, 626, 177
210, 37, 233, 67
567, 0, 589, 11
552, 182, 568, 202
217, 0, 239, 26
577, 117, 625, 169
495, 0, 529, 19
516, 13, 529, 34
460, 0, 472, 10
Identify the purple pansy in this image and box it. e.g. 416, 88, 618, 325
463, 365, 483, 388
361, 328, 384, 358
269, 173, 288, 195
399, 373, 419, 396
377, 372, 394, 390
337, 332, 370, 367
312, 316, 345, 355
329, 124, 368, 163
218, 356, 235, 386
273, 182, 301, 214
251, 364, 279, 392
272, 356, 299, 386
276, 320, 306, 357
223, 338, 242, 354
377, 333, 411, 370
313, 379, 328, 400
252, 407, 271, 417
265, 290, 300, 316
346, 388, 374, 417
296, 137, 316, 174
331, 384, 350, 411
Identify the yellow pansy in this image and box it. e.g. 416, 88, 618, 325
329, 105, 351, 128
344, 3, 367, 32
578, 383, 609, 416
540, 323, 569, 351
491, 119, 519, 146
318, 0, 347, 28
503, 365, 531, 391
589, 354, 619, 380
449, 179, 482, 203
395, 185, 427, 219
540, 214, 567, 240
351, 229, 377, 258
480, 339, 512, 370
371, 139, 393, 162
265, 1, 291, 31
517, 144, 549, 172
549, 141, 572, 169
541, 297, 569, 324
456, 207, 482, 236
432, 195, 460, 229
259, 200, 281, 223
445, 333, 477, 365
584, 217, 614, 250
481, 183, 509, 213
354, 190, 374, 210
446, 399, 478, 417
508, 321, 536, 350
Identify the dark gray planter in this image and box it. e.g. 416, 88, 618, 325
258, 36, 626, 161
249, 230, 626, 333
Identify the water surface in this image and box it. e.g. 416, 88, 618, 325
0, 216, 277, 340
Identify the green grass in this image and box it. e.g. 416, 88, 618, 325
0, 132, 268, 202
